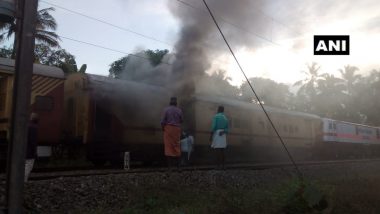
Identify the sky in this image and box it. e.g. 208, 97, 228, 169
27, 0, 380, 86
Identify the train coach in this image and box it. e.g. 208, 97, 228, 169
319, 118, 380, 158
63, 73, 171, 165
64, 73, 323, 165
2, 60, 380, 166
0, 58, 65, 162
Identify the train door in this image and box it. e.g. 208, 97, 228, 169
0, 75, 8, 163
87, 103, 113, 165
94, 104, 112, 142
323, 119, 337, 142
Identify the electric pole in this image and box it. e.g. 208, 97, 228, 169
3, 0, 38, 212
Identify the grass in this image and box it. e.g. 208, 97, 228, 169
73, 179, 333, 214
87, 176, 380, 214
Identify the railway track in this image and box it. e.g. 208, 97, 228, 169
23, 158, 380, 181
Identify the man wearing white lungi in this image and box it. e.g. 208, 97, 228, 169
210, 106, 229, 169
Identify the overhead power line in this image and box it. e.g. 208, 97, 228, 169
60, 35, 173, 65
40, 0, 173, 47
175, 0, 281, 46
202, 0, 303, 180
40, 1, 238, 68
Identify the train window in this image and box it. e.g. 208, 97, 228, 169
377, 129, 380, 139
328, 123, 332, 129
241, 119, 250, 129
35, 96, 54, 111
289, 125, 294, 134
0, 77, 6, 111
234, 119, 241, 128
333, 123, 336, 130
258, 120, 264, 128
68, 98, 75, 121
0, 93, 5, 111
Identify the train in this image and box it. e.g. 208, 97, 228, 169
1, 57, 380, 166
0, 58, 64, 161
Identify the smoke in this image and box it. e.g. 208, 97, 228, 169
168, 0, 272, 97
118, 50, 173, 87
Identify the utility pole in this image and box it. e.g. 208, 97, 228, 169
5, 0, 38, 212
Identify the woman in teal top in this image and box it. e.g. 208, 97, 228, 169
210, 106, 229, 169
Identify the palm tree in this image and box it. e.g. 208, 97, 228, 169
337, 65, 365, 122
339, 65, 361, 96
316, 73, 345, 118
293, 62, 322, 112
0, 7, 60, 57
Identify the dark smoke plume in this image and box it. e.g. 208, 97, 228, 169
168, 0, 271, 97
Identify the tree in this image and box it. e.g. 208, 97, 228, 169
0, 7, 60, 57
356, 69, 380, 125
0, 44, 85, 74
34, 44, 86, 74
145, 49, 169, 66
315, 73, 345, 119
109, 49, 169, 79
339, 65, 361, 95
197, 70, 239, 98
240, 77, 294, 109
294, 62, 323, 113
34, 44, 74, 67
337, 65, 363, 122
0, 46, 12, 58
109, 56, 129, 78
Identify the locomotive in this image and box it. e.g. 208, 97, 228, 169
1, 57, 380, 166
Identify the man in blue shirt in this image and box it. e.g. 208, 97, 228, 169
210, 106, 228, 169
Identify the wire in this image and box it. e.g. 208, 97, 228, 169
60, 35, 173, 65
40, 1, 237, 69
40, 0, 173, 47
202, 0, 303, 180
175, 0, 281, 46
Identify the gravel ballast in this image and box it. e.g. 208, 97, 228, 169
1, 160, 380, 213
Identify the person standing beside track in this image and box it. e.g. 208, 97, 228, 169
25, 113, 39, 182
210, 106, 229, 170
161, 97, 183, 170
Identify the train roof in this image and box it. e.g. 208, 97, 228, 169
0, 57, 64, 79
86, 74, 171, 97
82, 74, 320, 120
194, 94, 321, 120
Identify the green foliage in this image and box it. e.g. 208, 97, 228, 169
109, 55, 129, 78
197, 69, 240, 98
241, 77, 294, 109
34, 43, 86, 74
145, 49, 169, 66
0, 45, 12, 58
34, 44, 75, 68
0, 7, 60, 49
108, 49, 168, 79
0, 44, 85, 74
280, 179, 329, 214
